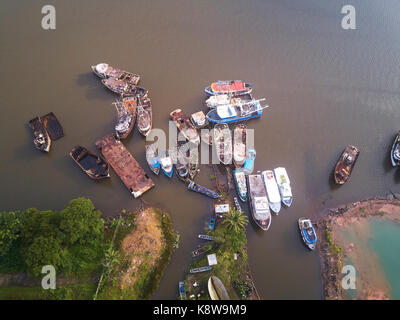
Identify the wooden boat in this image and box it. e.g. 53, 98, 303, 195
145, 143, 160, 175
190, 111, 208, 129
170, 109, 200, 145
70, 145, 110, 180
96, 135, 154, 198
205, 93, 253, 109
262, 170, 281, 214
179, 281, 186, 300
188, 148, 200, 179
113, 96, 136, 139
298, 218, 317, 250
274, 167, 293, 207
192, 243, 213, 258
189, 266, 212, 274
233, 124, 247, 168
213, 123, 232, 165
201, 129, 213, 145
204, 80, 253, 96
159, 151, 174, 178
101, 77, 147, 96
334, 145, 360, 185
243, 148, 256, 174
187, 180, 220, 199
198, 234, 215, 241
136, 96, 152, 137
91, 63, 140, 85
247, 174, 271, 231
40, 112, 64, 141
233, 169, 247, 202
28, 117, 51, 152
208, 276, 230, 300
390, 132, 400, 167
209, 218, 216, 230
206, 99, 267, 124
175, 152, 189, 180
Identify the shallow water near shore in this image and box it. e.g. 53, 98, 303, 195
1, 1, 400, 299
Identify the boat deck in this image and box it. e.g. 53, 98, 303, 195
41, 112, 64, 140
95, 134, 154, 198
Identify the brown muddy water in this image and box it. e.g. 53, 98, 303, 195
1, 1, 400, 299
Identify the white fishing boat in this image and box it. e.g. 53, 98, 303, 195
213, 123, 232, 165
205, 93, 254, 109
247, 174, 271, 231
262, 170, 281, 214
233, 124, 247, 168
233, 169, 247, 202
274, 167, 293, 207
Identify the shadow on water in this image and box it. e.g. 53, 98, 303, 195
13, 125, 46, 162
76, 72, 112, 101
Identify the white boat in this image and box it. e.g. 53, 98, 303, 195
247, 174, 271, 231
213, 123, 232, 165
233, 124, 247, 168
262, 170, 281, 214
274, 167, 293, 207
233, 169, 247, 202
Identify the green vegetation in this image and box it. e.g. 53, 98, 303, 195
325, 230, 342, 257
185, 208, 254, 300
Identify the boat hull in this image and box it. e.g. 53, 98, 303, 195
390, 132, 400, 167
70, 146, 110, 180
334, 145, 360, 184
298, 218, 317, 250
204, 81, 253, 96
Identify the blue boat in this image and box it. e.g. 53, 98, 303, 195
190, 266, 213, 274
298, 218, 317, 250
206, 99, 267, 124
159, 152, 174, 178
243, 148, 256, 175
179, 281, 186, 300
209, 218, 215, 230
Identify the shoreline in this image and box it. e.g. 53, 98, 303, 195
316, 196, 400, 300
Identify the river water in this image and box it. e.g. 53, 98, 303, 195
1, 1, 400, 299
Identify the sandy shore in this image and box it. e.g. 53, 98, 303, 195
317, 196, 400, 300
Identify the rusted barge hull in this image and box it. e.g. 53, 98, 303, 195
41, 112, 64, 140
95, 134, 154, 198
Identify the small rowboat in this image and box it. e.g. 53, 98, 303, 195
70, 145, 110, 180
233, 124, 247, 168
209, 218, 215, 230
205, 80, 252, 96
189, 266, 212, 274
179, 281, 186, 300
334, 145, 360, 185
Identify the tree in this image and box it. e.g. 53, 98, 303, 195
0, 211, 21, 256
59, 198, 104, 245
24, 236, 63, 277
222, 209, 248, 233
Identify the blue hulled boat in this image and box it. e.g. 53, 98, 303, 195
159, 153, 174, 178
298, 218, 317, 250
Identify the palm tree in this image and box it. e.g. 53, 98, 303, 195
222, 209, 248, 232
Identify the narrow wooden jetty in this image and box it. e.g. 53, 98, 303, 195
95, 134, 154, 198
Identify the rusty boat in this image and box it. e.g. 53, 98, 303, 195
170, 108, 200, 145
113, 96, 136, 139
334, 145, 360, 185
91, 63, 140, 85
233, 124, 247, 168
137, 96, 153, 137
70, 145, 109, 180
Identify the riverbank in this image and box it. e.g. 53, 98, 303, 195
317, 197, 400, 300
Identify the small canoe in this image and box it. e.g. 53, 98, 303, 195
28, 117, 51, 152
209, 218, 216, 230
274, 167, 293, 207
213, 123, 232, 165
113, 96, 136, 139
391, 132, 400, 167
262, 170, 282, 214
137, 96, 152, 137
298, 217, 317, 250
233, 124, 247, 168
189, 266, 212, 274
208, 276, 230, 300
145, 143, 160, 175
179, 281, 186, 300
334, 145, 360, 185
187, 180, 220, 199
204, 80, 252, 96
70, 145, 110, 180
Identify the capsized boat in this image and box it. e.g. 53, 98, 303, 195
159, 152, 174, 178
391, 132, 400, 167
102, 77, 147, 96
334, 145, 360, 185
298, 217, 317, 250
136, 96, 153, 137
70, 145, 110, 180
233, 169, 248, 202
190, 266, 212, 274
213, 123, 232, 165
190, 111, 208, 129
274, 167, 293, 207
208, 276, 230, 300
247, 174, 271, 231
205, 93, 254, 109
179, 281, 186, 300
243, 148, 256, 175
204, 80, 252, 96
187, 180, 220, 199
262, 170, 282, 214
28, 117, 51, 152
113, 96, 136, 139
233, 124, 247, 168
170, 109, 200, 145
145, 143, 160, 175
91, 63, 140, 85
206, 99, 267, 124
